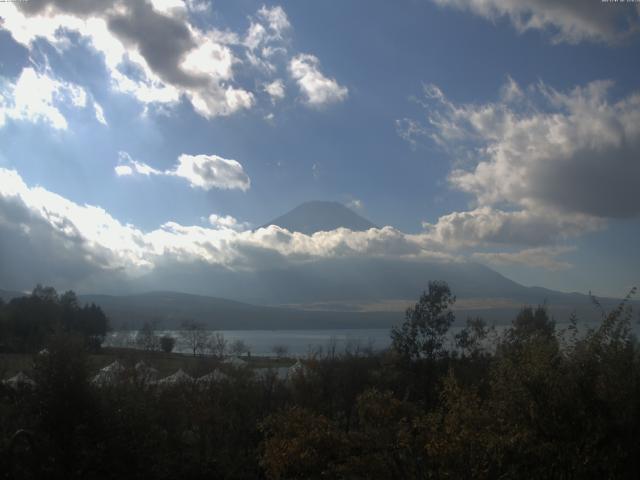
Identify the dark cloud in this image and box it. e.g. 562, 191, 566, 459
106, 1, 204, 88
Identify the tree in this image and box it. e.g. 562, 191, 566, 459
260, 407, 348, 479
159, 335, 176, 354
207, 332, 227, 358
271, 344, 289, 358
136, 321, 159, 351
180, 320, 210, 356
455, 317, 492, 358
0, 286, 109, 352
230, 339, 250, 357
32, 284, 59, 303
391, 281, 456, 360
510, 305, 555, 341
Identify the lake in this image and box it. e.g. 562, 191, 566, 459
103, 319, 639, 357
104, 329, 394, 357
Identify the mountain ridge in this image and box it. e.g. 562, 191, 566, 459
260, 200, 377, 234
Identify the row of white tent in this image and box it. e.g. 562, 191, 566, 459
91, 360, 232, 387
90, 358, 306, 387
1, 359, 306, 390
2, 371, 36, 389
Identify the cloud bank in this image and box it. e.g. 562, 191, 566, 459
399, 77, 640, 267
0, 168, 455, 290
419, 79, 640, 219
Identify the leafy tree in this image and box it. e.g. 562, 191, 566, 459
260, 407, 347, 479
31, 333, 98, 475
391, 281, 456, 360
32, 284, 59, 303
0, 286, 108, 352
160, 335, 176, 354
455, 316, 492, 358
510, 305, 555, 342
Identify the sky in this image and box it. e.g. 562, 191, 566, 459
0, 0, 639, 298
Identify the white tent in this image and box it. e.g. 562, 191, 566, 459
223, 356, 248, 368
135, 361, 159, 383
92, 360, 127, 386
287, 360, 306, 379
196, 370, 227, 387
255, 367, 289, 381
157, 369, 194, 386
3, 371, 36, 389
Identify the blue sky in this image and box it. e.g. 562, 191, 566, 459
0, 0, 639, 298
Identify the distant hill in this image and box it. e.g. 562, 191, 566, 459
260, 201, 377, 234
1, 200, 633, 329
0, 289, 24, 302
78, 291, 398, 331
1, 281, 630, 331
78, 285, 630, 331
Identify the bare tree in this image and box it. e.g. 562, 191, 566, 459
230, 339, 250, 357
207, 332, 228, 359
136, 321, 159, 351
180, 320, 210, 356
271, 344, 289, 359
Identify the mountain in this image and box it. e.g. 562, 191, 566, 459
132, 256, 627, 326
1, 200, 630, 329
261, 201, 377, 234
0, 289, 24, 302
79, 284, 628, 331
77, 291, 398, 330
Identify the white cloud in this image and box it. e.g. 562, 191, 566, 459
0, 168, 152, 272
399, 77, 640, 269
172, 154, 250, 191
115, 151, 163, 176
257, 5, 291, 37
245, 21, 268, 51
431, 0, 640, 44
0, 0, 254, 119
1, 2, 346, 120
208, 214, 250, 231
347, 199, 364, 211
0, 67, 91, 130
93, 101, 108, 125
264, 79, 285, 102
186, 0, 209, 14
150, 0, 187, 16
114, 165, 134, 176
472, 247, 576, 271
114, 151, 251, 191
0, 168, 456, 286
401, 79, 640, 245
289, 54, 348, 107
421, 207, 603, 249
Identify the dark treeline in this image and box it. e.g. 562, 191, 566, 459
0, 285, 109, 353
1, 282, 639, 479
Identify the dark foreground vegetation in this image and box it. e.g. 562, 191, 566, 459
1, 282, 639, 479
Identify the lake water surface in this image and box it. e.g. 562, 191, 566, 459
105, 329, 393, 357
104, 319, 640, 357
